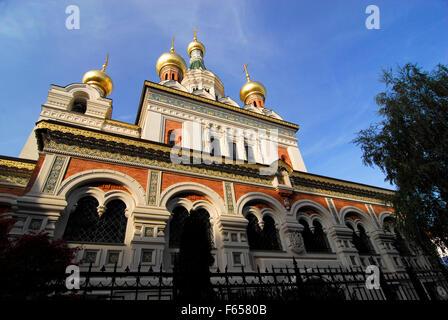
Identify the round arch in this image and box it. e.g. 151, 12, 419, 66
290, 199, 336, 228
236, 192, 287, 223
159, 182, 225, 215
340, 206, 377, 232
378, 211, 396, 228
56, 169, 146, 206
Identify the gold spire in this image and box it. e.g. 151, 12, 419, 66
155, 36, 187, 78
101, 53, 109, 72
170, 35, 175, 52
82, 54, 113, 97
243, 63, 250, 81
187, 26, 206, 56
239, 64, 266, 104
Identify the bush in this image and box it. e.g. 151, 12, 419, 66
0, 215, 78, 299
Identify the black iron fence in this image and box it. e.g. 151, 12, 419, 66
49, 258, 448, 301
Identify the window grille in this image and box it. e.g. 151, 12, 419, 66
169, 206, 189, 248
246, 214, 281, 251
64, 197, 127, 244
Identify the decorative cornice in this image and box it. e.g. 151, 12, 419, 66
36, 120, 272, 185
136, 80, 299, 131
291, 172, 394, 204
34, 120, 396, 203
0, 157, 35, 187
105, 119, 139, 129
0, 157, 36, 171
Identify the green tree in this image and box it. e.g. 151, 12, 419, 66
354, 63, 448, 261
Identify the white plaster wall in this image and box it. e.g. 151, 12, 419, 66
141, 109, 162, 142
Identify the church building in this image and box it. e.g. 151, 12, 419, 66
0, 29, 429, 275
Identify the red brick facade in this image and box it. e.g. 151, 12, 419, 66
63, 158, 148, 191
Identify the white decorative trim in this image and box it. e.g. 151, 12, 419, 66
56, 169, 147, 206
159, 181, 225, 214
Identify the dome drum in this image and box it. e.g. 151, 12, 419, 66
155, 37, 187, 83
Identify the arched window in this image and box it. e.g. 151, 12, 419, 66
312, 221, 331, 253
253, 101, 257, 107
299, 219, 314, 252
165, 73, 169, 80
347, 223, 375, 255
246, 214, 281, 251
393, 231, 412, 257
244, 140, 254, 163
246, 214, 262, 250
171, 73, 175, 80
167, 130, 176, 147
71, 93, 88, 114
260, 216, 281, 250
299, 219, 331, 253
64, 197, 127, 243
358, 225, 375, 254
169, 206, 189, 248
227, 140, 237, 160
232, 142, 237, 160
210, 136, 220, 157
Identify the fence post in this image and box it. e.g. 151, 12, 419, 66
135, 263, 141, 300
172, 264, 177, 301
241, 265, 248, 298
406, 265, 429, 301
158, 263, 163, 300
109, 262, 117, 300
378, 268, 396, 301
292, 257, 304, 299
225, 265, 231, 300
83, 262, 93, 300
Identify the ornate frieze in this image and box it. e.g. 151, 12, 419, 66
42, 133, 271, 186
148, 170, 160, 205
42, 155, 66, 194
224, 182, 235, 214
0, 157, 36, 187
291, 172, 394, 204
147, 90, 296, 137
286, 231, 305, 254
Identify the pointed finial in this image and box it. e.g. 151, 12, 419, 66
170, 35, 175, 52
193, 26, 197, 41
243, 63, 250, 81
101, 53, 109, 72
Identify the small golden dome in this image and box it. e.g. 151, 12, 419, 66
239, 64, 266, 103
82, 54, 113, 96
187, 40, 205, 56
155, 36, 187, 77
187, 26, 206, 56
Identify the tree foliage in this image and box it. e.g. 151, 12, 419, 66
0, 215, 78, 299
354, 63, 448, 259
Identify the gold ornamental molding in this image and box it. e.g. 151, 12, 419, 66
105, 119, 139, 129
36, 120, 395, 203
36, 120, 262, 171
0, 158, 36, 171
291, 171, 395, 204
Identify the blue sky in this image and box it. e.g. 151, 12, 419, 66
0, 0, 447, 190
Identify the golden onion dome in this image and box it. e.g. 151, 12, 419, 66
155, 36, 187, 77
82, 54, 113, 96
187, 40, 205, 56
239, 64, 266, 103
187, 26, 206, 56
